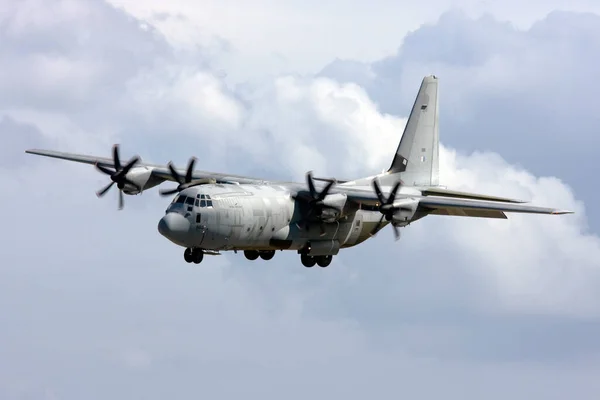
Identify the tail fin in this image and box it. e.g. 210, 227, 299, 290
388, 75, 440, 187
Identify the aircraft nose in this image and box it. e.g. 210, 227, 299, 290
158, 212, 191, 244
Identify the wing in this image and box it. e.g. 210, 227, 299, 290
418, 196, 573, 216
25, 148, 279, 185
337, 185, 572, 216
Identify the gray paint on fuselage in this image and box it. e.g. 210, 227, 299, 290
164, 184, 389, 253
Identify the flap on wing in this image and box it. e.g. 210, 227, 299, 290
429, 208, 507, 219
420, 187, 526, 203
419, 196, 573, 215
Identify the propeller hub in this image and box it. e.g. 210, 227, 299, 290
94, 144, 141, 210
370, 178, 403, 240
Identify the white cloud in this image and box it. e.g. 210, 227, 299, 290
107, 0, 600, 81
437, 145, 600, 317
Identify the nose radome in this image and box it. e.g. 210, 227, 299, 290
158, 212, 191, 244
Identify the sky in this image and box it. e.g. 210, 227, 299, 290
1, 0, 600, 399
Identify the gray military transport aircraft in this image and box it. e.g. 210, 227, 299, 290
26, 75, 573, 267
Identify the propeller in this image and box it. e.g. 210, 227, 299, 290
370, 178, 404, 240
292, 171, 338, 235
95, 144, 141, 210
159, 157, 198, 197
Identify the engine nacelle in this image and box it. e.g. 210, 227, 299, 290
391, 199, 419, 227
122, 167, 156, 195
320, 193, 348, 222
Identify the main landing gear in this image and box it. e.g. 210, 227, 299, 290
184, 248, 204, 264
244, 250, 276, 261
300, 253, 332, 268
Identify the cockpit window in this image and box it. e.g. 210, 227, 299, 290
194, 194, 214, 208
185, 197, 195, 205
175, 195, 186, 204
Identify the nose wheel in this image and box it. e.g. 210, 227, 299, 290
184, 248, 204, 264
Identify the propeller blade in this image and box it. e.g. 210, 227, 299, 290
96, 181, 115, 198
388, 181, 401, 204
160, 188, 180, 197
166, 162, 183, 184
185, 157, 196, 183
119, 156, 140, 177
112, 144, 121, 171
392, 225, 400, 240
318, 180, 335, 201
370, 215, 385, 236
118, 190, 124, 210
372, 179, 385, 204
95, 163, 115, 177
306, 171, 316, 197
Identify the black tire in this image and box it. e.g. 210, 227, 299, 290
192, 249, 204, 264
259, 250, 275, 260
244, 250, 259, 261
316, 255, 332, 268
184, 248, 194, 263
301, 254, 316, 268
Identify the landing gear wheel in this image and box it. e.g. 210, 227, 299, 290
244, 250, 259, 261
192, 248, 204, 264
301, 253, 316, 268
184, 248, 194, 263
259, 250, 275, 260
316, 255, 332, 268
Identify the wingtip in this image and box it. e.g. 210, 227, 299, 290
551, 210, 575, 215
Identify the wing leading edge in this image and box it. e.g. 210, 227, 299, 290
25, 148, 276, 185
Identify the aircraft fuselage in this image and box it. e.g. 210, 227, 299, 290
157, 184, 386, 256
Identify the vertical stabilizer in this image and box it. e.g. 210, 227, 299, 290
388, 75, 439, 187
